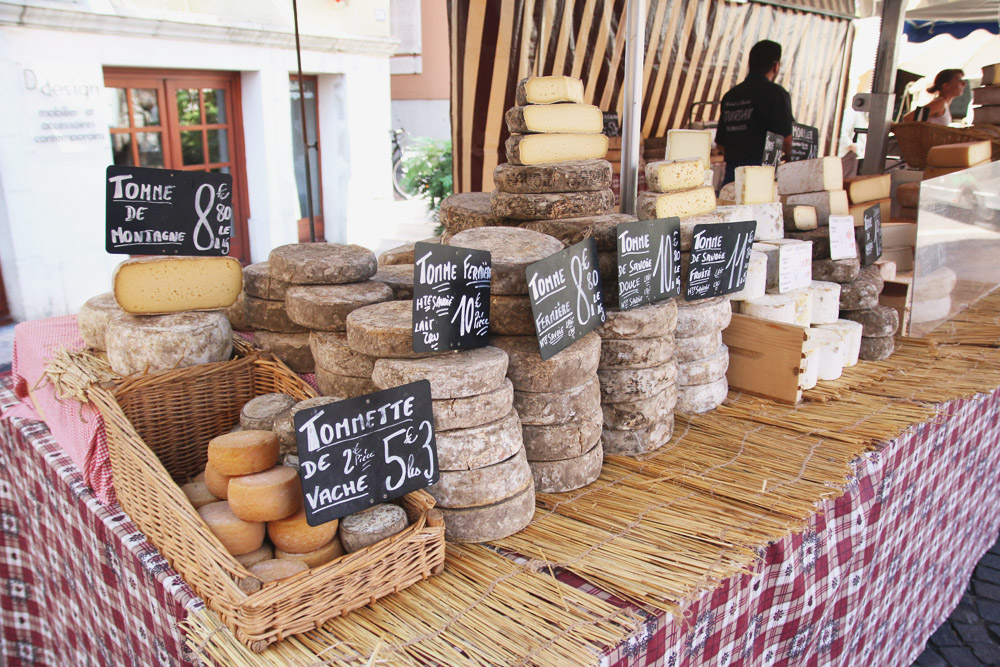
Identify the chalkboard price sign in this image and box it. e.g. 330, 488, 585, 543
616, 217, 681, 310
602, 111, 621, 137
294, 381, 438, 526
106, 166, 233, 255
685, 221, 757, 300
526, 238, 606, 361
762, 131, 784, 167
411, 242, 491, 353
856, 203, 883, 267
789, 123, 820, 162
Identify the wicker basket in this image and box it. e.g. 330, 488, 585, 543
892, 121, 1000, 168
87, 353, 446, 652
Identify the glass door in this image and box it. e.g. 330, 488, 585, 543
290, 75, 324, 242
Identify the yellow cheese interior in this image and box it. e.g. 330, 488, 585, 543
844, 174, 891, 205
649, 158, 704, 192
792, 206, 817, 228
522, 104, 603, 133
880, 222, 917, 248
518, 133, 609, 165
848, 198, 890, 226
735, 166, 776, 204
524, 76, 585, 104
983, 63, 1000, 86
654, 186, 716, 219
114, 256, 243, 314
925, 141, 992, 168
666, 130, 712, 168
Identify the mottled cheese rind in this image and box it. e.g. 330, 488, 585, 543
805, 327, 845, 381
253, 331, 314, 373
513, 376, 601, 426
268, 243, 377, 285
858, 335, 895, 361
521, 413, 602, 461
598, 335, 675, 370
434, 410, 524, 471
370, 265, 415, 300
809, 281, 842, 325
440, 192, 509, 231
529, 442, 603, 492
315, 367, 378, 399
506, 133, 609, 165
106, 311, 233, 376
520, 213, 634, 251
491, 189, 615, 221
429, 447, 532, 508
285, 281, 393, 332
346, 300, 439, 359
815, 319, 863, 367
448, 227, 564, 295
241, 393, 297, 431
677, 343, 729, 386
491, 333, 601, 392
736, 294, 797, 325
433, 379, 514, 431
729, 251, 768, 302
113, 256, 242, 314
596, 301, 678, 339
840, 305, 899, 338
78, 292, 121, 351
598, 360, 677, 402
516, 76, 585, 105
812, 258, 860, 284
489, 294, 535, 335
601, 416, 675, 456
372, 346, 508, 399
378, 241, 418, 266
601, 384, 677, 430
245, 295, 309, 334
839, 268, 883, 311
675, 296, 732, 338
676, 377, 729, 414
437, 483, 535, 543
243, 262, 290, 300
675, 330, 723, 363
272, 396, 341, 453
495, 160, 613, 194
309, 331, 377, 377
339, 504, 408, 553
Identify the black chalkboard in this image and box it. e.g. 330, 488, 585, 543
789, 123, 819, 161
526, 238, 606, 361
603, 111, 621, 137
411, 242, 491, 353
762, 131, 784, 167
616, 217, 681, 310
685, 221, 757, 300
294, 381, 438, 526
106, 166, 233, 255
856, 203, 883, 267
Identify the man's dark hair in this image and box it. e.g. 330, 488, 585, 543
748, 40, 782, 74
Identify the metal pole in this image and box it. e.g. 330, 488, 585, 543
862, 0, 906, 175
293, 0, 317, 242
619, 0, 644, 215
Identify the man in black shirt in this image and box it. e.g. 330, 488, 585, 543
715, 40, 795, 186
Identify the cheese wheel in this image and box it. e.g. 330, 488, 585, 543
372, 347, 508, 399
530, 442, 603, 493
598, 361, 677, 401
522, 412, 602, 461
275, 537, 346, 568
596, 301, 678, 339
676, 377, 728, 413
859, 335, 895, 361
911, 295, 952, 324
601, 416, 675, 456
494, 160, 613, 194
435, 410, 524, 471
267, 507, 339, 553
636, 187, 717, 220
785, 227, 833, 260
781, 287, 814, 327
504, 103, 604, 134
181, 481, 217, 509
198, 501, 265, 556
440, 192, 510, 232
346, 301, 440, 359
675, 297, 732, 338
598, 335, 675, 370
815, 319, 864, 367
729, 251, 768, 302
309, 331, 377, 378
809, 281, 842, 325
437, 483, 535, 543
208, 430, 280, 476
429, 447, 533, 508
840, 305, 899, 338
800, 344, 819, 391
371, 264, 415, 300
736, 294, 796, 325
241, 393, 297, 431
245, 295, 309, 334
601, 384, 677, 430
204, 463, 233, 499
78, 293, 122, 351
896, 182, 920, 209
447, 227, 563, 295
112, 256, 242, 315
520, 213, 634, 252
914, 266, 957, 300
272, 396, 341, 452
677, 344, 729, 386
340, 504, 409, 553
248, 559, 309, 583
491, 189, 615, 221
228, 465, 302, 522
513, 376, 601, 426
243, 262, 291, 300
433, 379, 514, 431
812, 258, 861, 284
839, 273, 881, 311
378, 241, 425, 266
252, 331, 314, 373
675, 330, 723, 363
805, 328, 845, 381
315, 366, 378, 399
268, 243, 377, 285
505, 133, 609, 166
489, 294, 535, 335
224, 292, 250, 332
285, 282, 394, 332
105, 311, 232, 376
490, 333, 601, 392
235, 543, 274, 568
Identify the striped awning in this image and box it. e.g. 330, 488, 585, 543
449, 0, 854, 194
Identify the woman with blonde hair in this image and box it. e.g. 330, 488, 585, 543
903, 69, 966, 124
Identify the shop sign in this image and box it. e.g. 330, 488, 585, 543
20, 63, 107, 153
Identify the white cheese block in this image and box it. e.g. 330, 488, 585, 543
972, 86, 1000, 105
676, 377, 728, 413
984, 63, 1000, 86
926, 141, 992, 168
675, 296, 732, 338
704, 169, 715, 187
784, 205, 818, 231
506, 133, 609, 165
106, 311, 232, 376
516, 76, 585, 105
735, 166, 776, 204
680, 202, 783, 247
809, 280, 841, 325
78, 293, 122, 351
843, 174, 891, 205
505, 104, 603, 134
815, 319, 863, 367
677, 343, 729, 386
776, 157, 843, 195
873, 259, 896, 282
113, 256, 242, 315
667, 129, 713, 168
778, 287, 813, 327
753, 240, 812, 293
806, 327, 845, 381
735, 293, 796, 324
637, 187, 716, 221
645, 158, 705, 193
729, 251, 768, 302
799, 345, 819, 391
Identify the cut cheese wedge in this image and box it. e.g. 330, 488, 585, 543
972, 86, 1000, 105
636, 187, 716, 220
645, 158, 705, 193
516, 76, 585, 105
843, 174, 891, 205
506, 133, 609, 165
505, 104, 603, 133
848, 199, 890, 227
667, 129, 712, 167
784, 190, 849, 221
735, 166, 776, 204
784, 205, 818, 231
113, 256, 242, 314
776, 157, 843, 195
926, 141, 992, 168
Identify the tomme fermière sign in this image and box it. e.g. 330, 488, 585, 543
411, 241, 491, 353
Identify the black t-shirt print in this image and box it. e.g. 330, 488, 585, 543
716, 72, 794, 183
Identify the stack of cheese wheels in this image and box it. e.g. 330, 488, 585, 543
238, 261, 311, 372
776, 157, 848, 225
370, 238, 440, 301
973, 65, 1000, 125
674, 297, 731, 413
841, 174, 891, 228
839, 265, 898, 361
906, 266, 958, 327
371, 347, 534, 543
439, 192, 516, 244
596, 300, 678, 455
101, 256, 240, 375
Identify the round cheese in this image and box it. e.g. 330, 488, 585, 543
814, 319, 864, 368
785, 288, 814, 328
520, 213, 635, 251
800, 345, 819, 390
208, 430, 280, 476
245, 295, 309, 334
911, 295, 952, 324
513, 376, 601, 426
736, 294, 796, 325
78, 292, 121, 351
840, 305, 899, 338
372, 346, 508, 399
440, 192, 509, 232
676, 377, 728, 414
839, 273, 881, 311
812, 258, 860, 284
204, 463, 233, 499
267, 507, 339, 553
433, 379, 514, 431
371, 264, 415, 300
521, 412, 602, 461
859, 335, 895, 361
235, 543, 274, 569
596, 300, 678, 339
677, 344, 729, 386
228, 465, 302, 522
675, 330, 722, 363
340, 503, 409, 553
437, 482, 535, 543
491, 189, 615, 221
809, 281, 842, 325
106, 311, 232, 376
435, 410, 524, 471
598, 335, 675, 370
429, 447, 532, 508
272, 396, 341, 452
285, 282, 394, 332
252, 331, 314, 373
243, 262, 290, 300
598, 360, 677, 402
447, 227, 563, 295
490, 332, 601, 392
224, 292, 250, 332
805, 328, 845, 381
494, 159, 613, 194
675, 297, 732, 338
248, 558, 309, 583
489, 294, 535, 335
198, 501, 265, 556
914, 266, 957, 300
181, 481, 217, 509
276, 537, 346, 568
241, 393, 297, 431
268, 243, 377, 285
309, 331, 377, 377
602, 384, 677, 430
530, 442, 603, 493
346, 301, 440, 359
378, 241, 418, 266
601, 416, 675, 456
315, 366, 378, 399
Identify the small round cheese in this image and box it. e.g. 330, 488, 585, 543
730, 251, 768, 302
432, 379, 514, 431
228, 466, 302, 522
181, 481, 217, 509
913, 266, 957, 300
268, 507, 339, 553
78, 293, 122, 351
676, 377, 728, 414
204, 463, 233, 499
106, 311, 232, 376
859, 335, 895, 361
198, 501, 265, 556
275, 537, 346, 568
372, 347, 508, 399
840, 305, 899, 338
207, 430, 280, 476
340, 503, 409, 553
814, 319, 864, 368
805, 328, 845, 381
812, 258, 860, 284
268, 243, 377, 285
241, 393, 297, 431
248, 558, 309, 582
530, 442, 603, 493
839, 272, 881, 311
285, 281, 394, 332
675, 330, 723, 363
911, 295, 952, 324
736, 294, 796, 325
809, 281, 842, 325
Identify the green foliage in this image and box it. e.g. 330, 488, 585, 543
400, 139, 453, 217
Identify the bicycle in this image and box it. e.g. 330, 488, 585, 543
391, 128, 417, 200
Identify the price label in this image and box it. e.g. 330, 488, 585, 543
411, 242, 491, 352
856, 203, 883, 267
828, 215, 858, 260
685, 221, 757, 300
789, 123, 820, 162
762, 131, 783, 167
616, 217, 681, 310
105, 166, 233, 255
